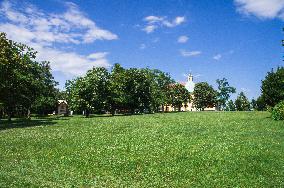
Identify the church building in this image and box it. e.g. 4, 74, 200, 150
164, 74, 217, 112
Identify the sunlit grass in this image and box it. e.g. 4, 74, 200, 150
0, 112, 283, 187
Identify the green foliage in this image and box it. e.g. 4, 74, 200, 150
225, 100, 236, 111
193, 82, 217, 111
31, 61, 59, 115
271, 101, 284, 120
255, 95, 266, 111
0, 32, 58, 120
261, 67, 284, 107
1, 112, 284, 187
216, 78, 236, 110
169, 83, 191, 111
235, 92, 250, 111
250, 98, 257, 110
66, 63, 175, 116
66, 67, 110, 117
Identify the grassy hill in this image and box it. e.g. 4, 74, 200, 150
0, 112, 283, 187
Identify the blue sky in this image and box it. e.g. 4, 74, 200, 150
0, 0, 283, 100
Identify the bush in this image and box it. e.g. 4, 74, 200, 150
271, 101, 284, 120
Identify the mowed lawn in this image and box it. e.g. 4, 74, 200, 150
0, 112, 283, 187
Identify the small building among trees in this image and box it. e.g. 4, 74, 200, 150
57, 100, 68, 115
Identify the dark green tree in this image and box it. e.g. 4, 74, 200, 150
0, 32, 57, 120
261, 67, 284, 107
31, 62, 59, 115
107, 63, 127, 115
255, 95, 266, 111
169, 83, 191, 111
193, 82, 217, 111
250, 98, 257, 111
152, 69, 174, 112
235, 92, 250, 111
66, 67, 110, 117
216, 78, 236, 110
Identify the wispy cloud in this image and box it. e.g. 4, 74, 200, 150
180, 50, 201, 57
142, 15, 186, 33
234, 0, 284, 21
87, 52, 109, 60
139, 44, 146, 50
213, 54, 222, 60
143, 25, 157, 33
177, 35, 188, 43
0, 1, 117, 76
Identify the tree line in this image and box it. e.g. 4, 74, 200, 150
65, 64, 192, 117
1, 32, 284, 120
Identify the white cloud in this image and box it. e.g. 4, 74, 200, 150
0, 1, 117, 76
87, 52, 109, 60
142, 15, 186, 33
139, 44, 146, 50
174, 16, 186, 25
180, 50, 202, 57
213, 54, 222, 60
144, 16, 164, 23
178, 35, 188, 43
143, 25, 157, 33
37, 47, 111, 76
234, 0, 284, 20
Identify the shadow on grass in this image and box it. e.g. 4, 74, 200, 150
0, 116, 70, 131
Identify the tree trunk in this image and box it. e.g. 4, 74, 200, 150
111, 109, 115, 116
7, 107, 12, 121
8, 112, 12, 121
27, 108, 31, 119
85, 109, 90, 118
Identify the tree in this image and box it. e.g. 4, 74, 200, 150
250, 98, 257, 111
261, 67, 284, 107
66, 67, 110, 117
169, 83, 191, 111
226, 100, 236, 111
65, 77, 88, 116
235, 92, 250, 111
216, 78, 236, 110
31, 62, 59, 115
152, 69, 174, 112
193, 82, 217, 111
255, 95, 266, 111
0, 32, 57, 120
107, 63, 127, 115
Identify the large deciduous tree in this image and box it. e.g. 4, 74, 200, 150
0, 32, 57, 120
235, 92, 250, 111
169, 83, 191, 111
261, 67, 284, 107
193, 82, 217, 111
31, 61, 59, 115
66, 67, 110, 117
216, 78, 236, 110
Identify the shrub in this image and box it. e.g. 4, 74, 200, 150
271, 101, 284, 120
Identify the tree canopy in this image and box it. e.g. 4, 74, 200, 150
235, 92, 250, 111
216, 78, 236, 110
193, 82, 217, 111
0, 32, 58, 120
65, 64, 177, 116
261, 67, 284, 107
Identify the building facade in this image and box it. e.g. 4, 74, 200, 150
164, 74, 217, 112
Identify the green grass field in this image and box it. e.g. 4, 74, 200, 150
0, 112, 283, 187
